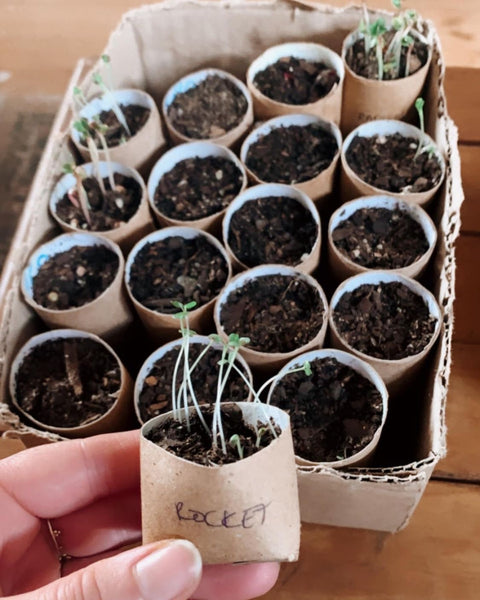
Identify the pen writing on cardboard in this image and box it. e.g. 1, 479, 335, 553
175, 501, 271, 529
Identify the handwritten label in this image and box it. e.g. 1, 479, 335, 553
175, 501, 271, 529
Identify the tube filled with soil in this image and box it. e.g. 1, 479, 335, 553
341, 28, 432, 134
141, 401, 300, 564
50, 161, 153, 252
9, 329, 134, 437
223, 183, 321, 274
240, 114, 341, 207
329, 271, 442, 394
71, 88, 165, 175
134, 335, 253, 425
341, 119, 445, 205
125, 227, 232, 343
268, 348, 388, 468
147, 142, 246, 234
328, 195, 437, 282
247, 42, 344, 124
214, 265, 328, 375
162, 69, 254, 148
21, 232, 132, 340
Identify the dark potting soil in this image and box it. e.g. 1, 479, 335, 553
345, 133, 443, 193
153, 156, 244, 220
253, 57, 339, 104
245, 124, 338, 184
32, 245, 119, 310
228, 196, 318, 267
15, 338, 120, 428
139, 344, 250, 422
129, 236, 228, 313
167, 75, 248, 139
220, 274, 325, 353
269, 357, 383, 462
146, 403, 278, 466
345, 33, 429, 80
333, 281, 437, 360
85, 104, 150, 148
56, 173, 142, 231
332, 207, 429, 269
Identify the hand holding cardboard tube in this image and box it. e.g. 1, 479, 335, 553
0, 431, 279, 600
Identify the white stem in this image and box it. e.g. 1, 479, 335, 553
212, 345, 227, 453
101, 85, 131, 137
96, 129, 116, 190
183, 336, 210, 434
176, 339, 214, 403
86, 138, 106, 196
171, 342, 183, 421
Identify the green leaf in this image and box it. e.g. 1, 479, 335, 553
303, 361, 312, 377
73, 86, 82, 96
171, 300, 183, 309
415, 97, 425, 111
101, 54, 111, 64
370, 18, 386, 37
392, 0, 401, 9
184, 300, 197, 310
62, 163, 75, 174
402, 34, 414, 46
92, 72, 103, 85
209, 334, 222, 343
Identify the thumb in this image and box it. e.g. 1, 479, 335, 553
12, 540, 202, 600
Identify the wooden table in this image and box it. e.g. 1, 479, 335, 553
1, 1, 479, 598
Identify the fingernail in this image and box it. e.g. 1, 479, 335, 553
134, 539, 202, 600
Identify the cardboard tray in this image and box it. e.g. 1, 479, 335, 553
0, 0, 463, 533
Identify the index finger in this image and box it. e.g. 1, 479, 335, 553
0, 430, 139, 518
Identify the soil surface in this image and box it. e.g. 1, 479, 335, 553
154, 156, 244, 220
32, 245, 119, 310
129, 235, 228, 313
84, 104, 150, 148
167, 75, 248, 139
345, 133, 443, 193
345, 32, 429, 80
269, 356, 383, 462
228, 196, 318, 267
332, 207, 429, 269
56, 172, 142, 231
220, 274, 325, 353
15, 338, 120, 428
245, 124, 338, 184
253, 57, 339, 104
333, 281, 437, 360
146, 403, 278, 466
139, 343, 250, 422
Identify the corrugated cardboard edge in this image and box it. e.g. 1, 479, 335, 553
0, 0, 463, 528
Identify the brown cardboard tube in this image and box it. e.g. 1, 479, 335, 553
214, 265, 329, 375
340, 119, 446, 206
133, 335, 254, 425
125, 227, 232, 344
71, 89, 166, 176
162, 69, 254, 148
328, 195, 437, 283
140, 401, 300, 564
267, 348, 388, 468
329, 271, 442, 395
240, 114, 342, 208
9, 329, 134, 438
147, 142, 247, 235
222, 183, 321, 275
341, 29, 432, 135
21, 233, 133, 340
247, 42, 344, 125
49, 161, 154, 253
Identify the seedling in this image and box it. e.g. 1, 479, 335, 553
414, 97, 435, 158
229, 434, 244, 460
92, 55, 132, 138
62, 163, 92, 226
357, 1, 420, 80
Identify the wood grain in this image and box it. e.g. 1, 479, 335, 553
445, 68, 480, 143
265, 481, 480, 600
435, 343, 480, 482
459, 145, 480, 233
452, 234, 480, 345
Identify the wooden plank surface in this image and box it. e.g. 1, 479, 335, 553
265, 481, 480, 600
435, 343, 480, 482
445, 68, 480, 144
459, 145, 480, 233
452, 234, 480, 345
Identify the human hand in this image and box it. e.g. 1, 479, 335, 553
0, 430, 279, 599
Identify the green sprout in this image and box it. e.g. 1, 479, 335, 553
92, 55, 131, 138
414, 97, 435, 159
229, 434, 244, 460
